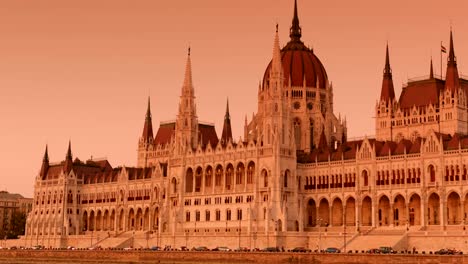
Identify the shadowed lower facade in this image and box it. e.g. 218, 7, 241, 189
24, 0, 468, 251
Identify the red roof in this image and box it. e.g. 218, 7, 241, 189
399, 79, 444, 109
154, 122, 219, 148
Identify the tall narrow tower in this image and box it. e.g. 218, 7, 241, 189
175, 48, 199, 151
137, 97, 154, 167
375, 44, 396, 141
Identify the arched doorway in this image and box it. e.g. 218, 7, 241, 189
378, 195, 391, 226
331, 198, 343, 226
447, 192, 461, 225
361, 196, 372, 226
345, 197, 356, 226
408, 194, 421, 226
306, 199, 317, 227
393, 195, 406, 226
318, 198, 330, 226
428, 193, 440, 225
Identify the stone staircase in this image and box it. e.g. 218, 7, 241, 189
94, 231, 138, 249
343, 227, 407, 252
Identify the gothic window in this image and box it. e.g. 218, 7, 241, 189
247, 162, 255, 184
226, 209, 232, 221
362, 170, 369, 186
262, 169, 268, 188
237, 209, 242, 220
428, 165, 436, 182
205, 210, 210, 221
293, 101, 300, 110
185, 168, 193, 193
225, 164, 234, 190
215, 166, 223, 186
307, 102, 313, 110
215, 210, 221, 221
294, 118, 301, 149
236, 163, 245, 185
205, 166, 213, 187
195, 167, 202, 192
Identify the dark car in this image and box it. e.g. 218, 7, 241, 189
324, 247, 340, 253
379, 246, 394, 254
262, 247, 280, 252
150, 246, 161, 251
291, 247, 309, 252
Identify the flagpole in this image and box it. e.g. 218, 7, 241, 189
441, 41, 443, 79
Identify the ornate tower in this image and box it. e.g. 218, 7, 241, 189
39, 145, 49, 180
175, 48, 199, 152
220, 99, 233, 145
375, 44, 396, 141
137, 97, 154, 167
440, 30, 468, 135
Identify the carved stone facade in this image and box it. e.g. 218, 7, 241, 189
24, 0, 468, 251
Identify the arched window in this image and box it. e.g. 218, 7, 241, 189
262, 169, 268, 187
429, 165, 436, 182
185, 168, 193, 193
362, 170, 369, 187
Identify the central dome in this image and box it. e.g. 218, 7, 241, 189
262, 1, 328, 89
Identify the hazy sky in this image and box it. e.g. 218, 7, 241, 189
1, 0, 468, 197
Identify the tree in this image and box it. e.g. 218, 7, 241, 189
7, 211, 26, 239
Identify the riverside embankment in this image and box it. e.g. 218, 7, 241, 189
0, 250, 466, 264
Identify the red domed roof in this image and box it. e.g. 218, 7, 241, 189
263, 46, 328, 89
262, 0, 328, 89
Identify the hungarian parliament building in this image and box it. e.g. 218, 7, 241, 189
24, 1, 468, 251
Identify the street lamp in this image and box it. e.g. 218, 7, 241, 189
343, 207, 347, 254
317, 217, 323, 253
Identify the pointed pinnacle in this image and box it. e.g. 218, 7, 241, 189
43, 144, 49, 162
146, 96, 152, 120
430, 57, 434, 79
385, 43, 391, 73
66, 140, 72, 160
225, 98, 230, 119
290, 0, 302, 41
448, 29, 456, 65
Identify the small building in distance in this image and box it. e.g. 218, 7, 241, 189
0, 191, 33, 239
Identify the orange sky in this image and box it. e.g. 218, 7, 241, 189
1, 0, 468, 196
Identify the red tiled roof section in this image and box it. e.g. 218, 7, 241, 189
199, 124, 219, 147
394, 139, 413, 155
154, 123, 176, 145
399, 79, 444, 109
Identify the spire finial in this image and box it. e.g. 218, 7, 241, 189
146, 96, 152, 120
43, 144, 49, 162
66, 140, 72, 160
276, 23, 278, 33
448, 29, 456, 65
182, 47, 193, 90
188, 46, 191, 56
384, 43, 391, 75
289, 0, 302, 41
430, 57, 434, 79
225, 97, 230, 118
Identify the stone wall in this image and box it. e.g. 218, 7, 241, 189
0, 250, 466, 264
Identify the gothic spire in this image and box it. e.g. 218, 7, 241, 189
430, 57, 434, 79
142, 96, 154, 142
182, 46, 193, 93
64, 140, 73, 174
289, 0, 302, 42
271, 24, 283, 77
43, 144, 49, 163
40, 145, 49, 180
221, 98, 233, 145
66, 140, 72, 161
380, 44, 395, 102
445, 29, 460, 92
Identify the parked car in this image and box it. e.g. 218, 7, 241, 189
150, 246, 161, 251
193, 246, 209, 251
291, 247, 309, 252
324, 247, 340, 253
262, 247, 280, 252
379, 246, 394, 254
366, 248, 380, 254
234, 247, 249, 252
212, 246, 230, 251
434, 248, 460, 255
